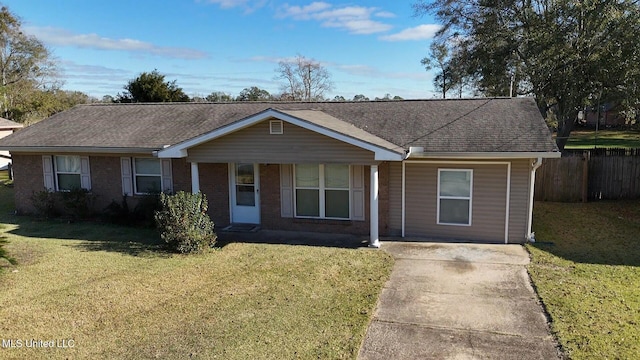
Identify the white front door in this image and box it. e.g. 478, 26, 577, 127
230, 163, 260, 224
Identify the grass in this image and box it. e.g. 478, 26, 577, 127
0, 184, 393, 359
563, 129, 640, 149
528, 201, 640, 359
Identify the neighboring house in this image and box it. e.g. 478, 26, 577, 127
0, 117, 23, 170
0, 98, 559, 246
581, 103, 635, 127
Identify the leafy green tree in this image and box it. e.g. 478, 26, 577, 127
0, 6, 57, 121
9, 88, 91, 124
332, 95, 346, 101
414, 0, 640, 150
375, 93, 404, 101
352, 94, 369, 101
235, 86, 271, 101
205, 91, 233, 102
116, 70, 189, 103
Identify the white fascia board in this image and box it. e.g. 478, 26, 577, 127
157, 108, 405, 161
3, 146, 157, 154
406, 151, 561, 160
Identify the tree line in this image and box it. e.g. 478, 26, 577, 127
5, 1, 640, 151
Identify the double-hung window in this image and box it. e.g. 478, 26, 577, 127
54, 155, 82, 191
294, 164, 350, 219
437, 169, 473, 226
133, 158, 162, 194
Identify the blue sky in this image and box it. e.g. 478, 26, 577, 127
4, 0, 441, 100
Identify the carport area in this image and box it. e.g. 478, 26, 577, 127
359, 242, 562, 359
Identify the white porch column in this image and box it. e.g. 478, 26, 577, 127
191, 162, 200, 193
369, 164, 380, 248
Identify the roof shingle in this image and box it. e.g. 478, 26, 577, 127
0, 98, 558, 153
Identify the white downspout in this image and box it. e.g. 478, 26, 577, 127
526, 157, 543, 242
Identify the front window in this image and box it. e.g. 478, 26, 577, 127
294, 164, 350, 219
134, 158, 162, 194
55, 155, 81, 191
438, 169, 473, 226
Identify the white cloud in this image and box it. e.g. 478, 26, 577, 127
374, 11, 396, 18
25, 26, 209, 59
204, 0, 267, 13
379, 24, 441, 41
278, 2, 393, 35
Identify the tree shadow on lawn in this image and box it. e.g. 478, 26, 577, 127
531, 240, 640, 267
532, 201, 640, 267
6, 216, 171, 258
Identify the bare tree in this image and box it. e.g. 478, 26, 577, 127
275, 55, 333, 101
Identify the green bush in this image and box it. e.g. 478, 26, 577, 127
133, 193, 162, 227
30, 190, 59, 218
154, 191, 217, 254
61, 188, 97, 219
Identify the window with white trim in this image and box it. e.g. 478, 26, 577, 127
54, 155, 82, 191
133, 158, 162, 194
294, 164, 350, 219
437, 169, 473, 226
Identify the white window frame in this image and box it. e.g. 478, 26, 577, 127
293, 164, 351, 220
133, 157, 163, 195
54, 155, 82, 192
437, 168, 473, 226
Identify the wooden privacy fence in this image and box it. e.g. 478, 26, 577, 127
535, 148, 640, 202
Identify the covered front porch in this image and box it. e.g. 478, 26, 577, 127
188, 161, 384, 247
157, 108, 404, 248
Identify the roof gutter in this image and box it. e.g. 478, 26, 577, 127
405, 150, 561, 160
0, 146, 158, 154
526, 157, 544, 243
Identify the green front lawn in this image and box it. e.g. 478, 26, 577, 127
529, 201, 640, 359
563, 129, 640, 149
0, 184, 393, 359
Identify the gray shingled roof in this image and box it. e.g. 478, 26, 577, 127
0, 117, 23, 129
0, 98, 558, 153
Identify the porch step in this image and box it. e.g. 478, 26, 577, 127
221, 224, 261, 233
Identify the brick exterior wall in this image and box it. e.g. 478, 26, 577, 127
12, 154, 45, 214
90, 156, 126, 210
12, 154, 389, 237
171, 158, 192, 193
197, 163, 231, 228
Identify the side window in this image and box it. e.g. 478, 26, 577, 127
437, 169, 473, 226
54, 155, 82, 191
133, 158, 162, 194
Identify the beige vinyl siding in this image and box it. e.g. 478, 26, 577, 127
508, 159, 532, 243
388, 161, 402, 235
187, 120, 376, 164
404, 162, 508, 243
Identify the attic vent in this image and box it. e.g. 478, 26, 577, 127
270, 120, 283, 134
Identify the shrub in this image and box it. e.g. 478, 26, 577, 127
60, 188, 97, 219
133, 193, 162, 227
30, 190, 59, 218
103, 195, 132, 225
155, 191, 217, 254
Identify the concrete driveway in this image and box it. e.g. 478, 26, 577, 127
359, 242, 562, 359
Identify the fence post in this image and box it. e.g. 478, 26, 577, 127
582, 151, 589, 202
